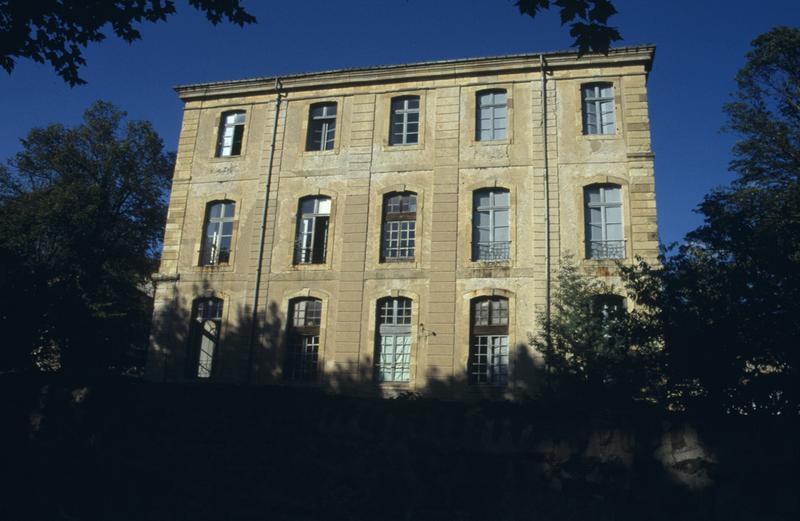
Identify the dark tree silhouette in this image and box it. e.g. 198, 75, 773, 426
0, 0, 256, 85
516, 0, 622, 53
0, 101, 173, 374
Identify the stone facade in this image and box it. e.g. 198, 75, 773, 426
146, 46, 659, 397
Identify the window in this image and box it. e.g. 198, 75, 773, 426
592, 294, 626, 320
381, 192, 417, 261
306, 102, 337, 151
472, 189, 510, 261
469, 297, 509, 385
476, 90, 507, 141
200, 201, 235, 266
582, 83, 615, 135
294, 197, 331, 264
286, 298, 323, 381
188, 298, 223, 379
389, 96, 420, 145
585, 184, 624, 259
216, 111, 245, 157
375, 297, 413, 382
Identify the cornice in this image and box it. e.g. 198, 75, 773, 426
175, 45, 656, 102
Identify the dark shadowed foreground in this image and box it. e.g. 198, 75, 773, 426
1, 375, 797, 520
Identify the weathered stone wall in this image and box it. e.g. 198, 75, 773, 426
147, 47, 660, 391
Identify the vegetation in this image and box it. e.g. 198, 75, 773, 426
0, 0, 256, 85
0, 101, 173, 374
516, 0, 622, 52
540, 27, 800, 414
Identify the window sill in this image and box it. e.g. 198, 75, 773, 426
303, 149, 339, 156
193, 264, 234, 273
381, 143, 424, 152
472, 139, 512, 147
580, 133, 621, 140
291, 263, 331, 271
208, 155, 244, 162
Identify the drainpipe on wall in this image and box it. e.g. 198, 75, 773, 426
539, 55, 552, 353
247, 78, 284, 384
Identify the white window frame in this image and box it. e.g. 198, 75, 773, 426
216, 111, 246, 157
294, 197, 331, 265
381, 192, 417, 261
469, 297, 509, 385
389, 96, 420, 146
306, 103, 337, 151
584, 185, 624, 260
582, 83, 616, 135
200, 201, 235, 266
192, 298, 223, 379
476, 90, 508, 141
376, 297, 413, 383
472, 189, 510, 261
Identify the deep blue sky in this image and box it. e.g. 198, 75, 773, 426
1, 1, 798, 245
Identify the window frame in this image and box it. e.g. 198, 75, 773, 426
293, 196, 332, 266
306, 102, 338, 152
476, 89, 508, 142
215, 110, 246, 157
469, 296, 510, 386
472, 188, 511, 262
286, 298, 323, 382
388, 96, 420, 146
199, 200, 236, 266
581, 83, 616, 136
381, 192, 417, 262
375, 297, 413, 383
187, 297, 224, 379
584, 184, 625, 260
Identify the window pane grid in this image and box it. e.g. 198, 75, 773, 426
472, 189, 510, 261
470, 335, 509, 385
294, 197, 331, 264
287, 335, 319, 381
382, 193, 416, 260
476, 90, 507, 141
585, 185, 624, 259
217, 111, 245, 157
377, 335, 411, 382
201, 201, 235, 265
582, 84, 615, 135
390, 97, 420, 146
307, 103, 337, 151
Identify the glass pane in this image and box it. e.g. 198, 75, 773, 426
407, 97, 419, 109
317, 198, 331, 215
477, 92, 491, 106
300, 199, 316, 214
475, 191, 491, 208
221, 221, 234, 235
605, 206, 622, 224
208, 203, 222, 218
493, 190, 509, 207
604, 187, 621, 203
589, 224, 603, 241
589, 207, 603, 225
586, 187, 602, 204
606, 223, 623, 241
600, 85, 614, 98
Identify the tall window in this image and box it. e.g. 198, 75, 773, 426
216, 111, 245, 157
469, 297, 509, 385
286, 298, 322, 381
585, 184, 624, 259
200, 201, 235, 265
382, 192, 417, 261
582, 83, 615, 135
294, 197, 331, 264
188, 298, 223, 379
389, 96, 420, 145
472, 189, 510, 261
375, 297, 412, 383
476, 90, 507, 141
306, 102, 337, 151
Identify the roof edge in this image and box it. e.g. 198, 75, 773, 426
174, 44, 656, 101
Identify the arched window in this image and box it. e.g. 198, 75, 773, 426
476, 89, 507, 141
582, 83, 615, 135
216, 110, 246, 157
286, 298, 323, 381
472, 188, 510, 261
188, 297, 223, 378
389, 96, 420, 145
294, 196, 331, 264
200, 200, 235, 265
306, 102, 337, 151
375, 297, 413, 382
584, 184, 624, 259
381, 192, 417, 261
469, 296, 509, 385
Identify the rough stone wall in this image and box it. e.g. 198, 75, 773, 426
146, 49, 660, 393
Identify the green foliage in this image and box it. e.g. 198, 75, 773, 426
531, 259, 663, 403
0, 101, 173, 374
0, 0, 256, 86
515, 0, 622, 53
619, 28, 800, 414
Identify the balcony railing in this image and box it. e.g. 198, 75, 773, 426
473, 241, 511, 262
587, 240, 625, 260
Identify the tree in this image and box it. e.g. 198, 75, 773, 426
0, 101, 173, 374
515, 0, 622, 53
0, 0, 256, 86
531, 259, 664, 404
624, 27, 800, 414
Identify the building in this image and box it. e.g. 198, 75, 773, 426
146, 46, 659, 396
